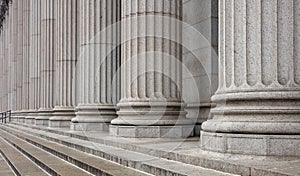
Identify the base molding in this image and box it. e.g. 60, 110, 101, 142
109, 125, 194, 138
200, 131, 300, 157
71, 122, 110, 131
35, 119, 49, 126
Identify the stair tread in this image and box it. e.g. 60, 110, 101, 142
0, 153, 16, 176
0, 136, 48, 176
1, 126, 153, 176
1, 124, 235, 176
0, 129, 93, 176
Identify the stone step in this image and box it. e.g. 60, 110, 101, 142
9, 122, 250, 176
0, 126, 153, 176
0, 153, 15, 176
0, 136, 48, 176
1, 124, 236, 176
0, 129, 95, 176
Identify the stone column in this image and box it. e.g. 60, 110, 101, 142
0, 27, 5, 112
0, 30, 2, 112
201, 0, 300, 157
110, 0, 193, 138
71, 0, 120, 131
16, 0, 24, 122
49, 0, 78, 128
7, 3, 13, 113
36, 0, 56, 126
26, 0, 41, 124
2, 17, 8, 113
11, 0, 19, 120
3, 25, 7, 112
22, 0, 30, 122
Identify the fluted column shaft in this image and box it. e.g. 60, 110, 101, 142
7, 3, 13, 112
0, 31, 2, 112
11, 0, 18, 113
21, 0, 30, 120
16, 0, 23, 116
49, 0, 78, 127
110, 0, 193, 138
201, 0, 300, 157
72, 0, 120, 131
25, 0, 41, 124
4, 16, 8, 112
36, 0, 55, 126
0, 28, 5, 112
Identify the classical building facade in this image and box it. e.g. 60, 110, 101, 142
0, 0, 299, 161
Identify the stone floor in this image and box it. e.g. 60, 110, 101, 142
1, 122, 298, 176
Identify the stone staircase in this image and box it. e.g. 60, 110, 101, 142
0, 123, 236, 176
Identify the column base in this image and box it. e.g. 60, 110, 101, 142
201, 91, 300, 157
36, 109, 53, 126
200, 131, 300, 157
71, 104, 116, 131
10, 111, 19, 122
35, 119, 49, 126
185, 103, 213, 136
25, 118, 35, 125
109, 125, 194, 138
17, 111, 27, 124
25, 110, 38, 125
49, 107, 75, 128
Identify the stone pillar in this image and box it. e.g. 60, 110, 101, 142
0, 27, 5, 112
72, 0, 120, 131
26, 0, 41, 124
49, 0, 78, 128
7, 3, 13, 113
0, 30, 2, 112
11, 0, 19, 120
36, 0, 55, 126
110, 0, 193, 138
36, 0, 56, 126
22, 0, 30, 122
2, 17, 8, 113
201, 0, 300, 157
15, 0, 24, 122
